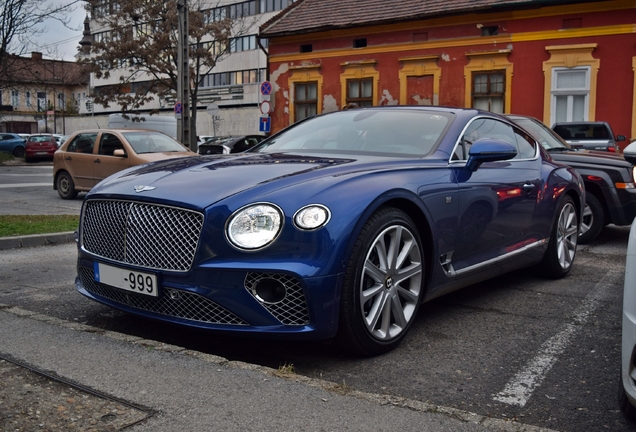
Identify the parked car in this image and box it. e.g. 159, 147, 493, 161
620, 151, 636, 419
75, 107, 583, 356
52, 134, 69, 148
53, 129, 196, 199
508, 115, 636, 243
198, 135, 266, 155
0, 133, 26, 158
552, 121, 626, 152
25, 134, 57, 162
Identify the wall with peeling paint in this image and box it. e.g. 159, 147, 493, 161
263, 1, 636, 146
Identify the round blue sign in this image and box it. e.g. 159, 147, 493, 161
260, 81, 272, 96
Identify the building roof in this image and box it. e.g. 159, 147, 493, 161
2, 52, 88, 86
260, 0, 603, 37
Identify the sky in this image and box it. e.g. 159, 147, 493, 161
30, 1, 87, 61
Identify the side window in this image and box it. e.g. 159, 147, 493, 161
453, 118, 516, 161
513, 130, 537, 159
67, 133, 97, 153
99, 133, 124, 156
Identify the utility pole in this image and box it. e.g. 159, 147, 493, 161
176, 0, 192, 150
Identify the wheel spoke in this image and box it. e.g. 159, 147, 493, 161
364, 260, 386, 284
390, 295, 407, 329
393, 262, 422, 287
364, 290, 388, 332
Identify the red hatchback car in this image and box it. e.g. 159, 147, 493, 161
25, 134, 57, 162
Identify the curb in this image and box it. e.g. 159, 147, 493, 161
0, 231, 75, 251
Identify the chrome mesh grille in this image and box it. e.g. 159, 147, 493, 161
82, 200, 203, 272
245, 272, 310, 326
79, 267, 247, 325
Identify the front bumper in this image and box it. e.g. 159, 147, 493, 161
76, 254, 343, 341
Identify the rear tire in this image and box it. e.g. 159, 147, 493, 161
56, 171, 78, 200
336, 207, 425, 356
578, 194, 604, 244
539, 196, 578, 279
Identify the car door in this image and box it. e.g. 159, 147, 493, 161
61, 133, 99, 189
450, 117, 541, 276
94, 132, 132, 183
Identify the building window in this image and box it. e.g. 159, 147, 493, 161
551, 67, 589, 123
294, 82, 317, 122
26, 91, 32, 108
11, 90, 19, 108
260, 0, 293, 13
200, 68, 266, 88
37, 92, 47, 112
472, 71, 505, 113
229, 35, 257, 53
57, 93, 66, 110
347, 79, 373, 107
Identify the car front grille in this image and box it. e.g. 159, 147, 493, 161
245, 272, 310, 326
82, 200, 204, 272
78, 267, 248, 325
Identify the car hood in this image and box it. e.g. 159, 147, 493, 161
549, 149, 631, 168
88, 152, 425, 210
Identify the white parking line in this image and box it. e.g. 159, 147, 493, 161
0, 183, 51, 188
494, 269, 621, 406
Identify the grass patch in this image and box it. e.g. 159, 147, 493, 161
0, 153, 15, 163
0, 215, 79, 237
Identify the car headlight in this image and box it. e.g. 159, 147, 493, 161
227, 203, 283, 250
294, 205, 331, 230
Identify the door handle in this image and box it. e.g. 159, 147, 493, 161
94, 159, 101, 164
65, 157, 72, 161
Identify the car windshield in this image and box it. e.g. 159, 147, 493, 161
121, 131, 187, 154
512, 117, 569, 150
553, 124, 609, 141
253, 109, 453, 157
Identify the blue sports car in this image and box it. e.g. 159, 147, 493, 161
75, 107, 584, 355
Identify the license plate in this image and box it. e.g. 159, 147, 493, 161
36, 151, 48, 155
94, 262, 158, 297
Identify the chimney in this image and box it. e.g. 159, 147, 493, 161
31, 52, 43, 61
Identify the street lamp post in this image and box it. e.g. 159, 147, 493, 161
176, 0, 192, 150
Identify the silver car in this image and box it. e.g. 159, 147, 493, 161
619, 141, 636, 419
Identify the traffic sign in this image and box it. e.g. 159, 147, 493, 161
259, 100, 271, 115
259, 116, 271, 133
260, 81, 272, 96
174, 102, 183, 114
206, 103, 219, 116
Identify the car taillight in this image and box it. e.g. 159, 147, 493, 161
608, 147, 616, 152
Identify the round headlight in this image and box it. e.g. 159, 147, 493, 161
227, 203, 283, 250
294, 205, 331, 230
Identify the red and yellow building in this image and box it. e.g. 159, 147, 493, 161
260, 0, 636, 146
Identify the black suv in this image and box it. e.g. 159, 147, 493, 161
508, 115, 636, 243
552, 121, 626, 152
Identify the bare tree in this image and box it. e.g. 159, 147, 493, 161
1, 0, 81, 79
81, 0, 257, 144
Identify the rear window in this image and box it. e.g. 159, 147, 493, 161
553, 124, 609, 141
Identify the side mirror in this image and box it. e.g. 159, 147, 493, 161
113, 149, 126, 157
617, 135, 627, 142
623, 141, 636, 165
466, 139, 518, 171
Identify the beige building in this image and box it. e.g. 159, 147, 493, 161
0, 52, 89, 135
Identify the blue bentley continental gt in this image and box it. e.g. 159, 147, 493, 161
75, 107, 584, 355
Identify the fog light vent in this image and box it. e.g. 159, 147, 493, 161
245, 272, 310, 326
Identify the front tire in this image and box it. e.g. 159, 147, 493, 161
336, 207, 425, 356
56, 171, 78, 200
539, 196, 578, 279
619, 375, 636, 421
578, 194, 604, 244
13, 146, 25, 158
